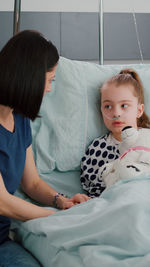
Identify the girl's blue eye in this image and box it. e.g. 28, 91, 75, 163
49, 78, 55, 83
121, 104, 128, 108
105, 105, 112, 109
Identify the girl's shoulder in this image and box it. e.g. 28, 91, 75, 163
83, 135, 108, 158
89, 133, 120, 149
89, 133, 109, 148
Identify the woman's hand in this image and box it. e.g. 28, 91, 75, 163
57, 194, 90, 210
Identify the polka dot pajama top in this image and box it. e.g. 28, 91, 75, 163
80, 133, 120, 197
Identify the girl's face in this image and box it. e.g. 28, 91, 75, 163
43, 64, 57, 95
101, 84, 144, 141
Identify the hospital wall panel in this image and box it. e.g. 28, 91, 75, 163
134, 13, 150, 59
0, 11, 150, 61
0, 12, 13, 50
60, 13, 99, 60
20, 12, 61, 53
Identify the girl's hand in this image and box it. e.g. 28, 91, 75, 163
70, 193, 91, 204
57, 194, 90, 210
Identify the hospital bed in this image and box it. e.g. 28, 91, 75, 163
11, 56, 150, 267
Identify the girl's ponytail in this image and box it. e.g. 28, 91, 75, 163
119, 68, 143, 90
119, 68, 150, 128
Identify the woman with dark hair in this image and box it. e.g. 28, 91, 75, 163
0, 30, 89, 266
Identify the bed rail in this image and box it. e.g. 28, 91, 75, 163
13, 0, 21, 35
99, 0, 104, 65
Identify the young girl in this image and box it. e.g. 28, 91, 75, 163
80, 68, 150, 197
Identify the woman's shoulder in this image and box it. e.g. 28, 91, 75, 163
14, 113, 30, 126
14, 113, 32, 147
14, 112, 31, 136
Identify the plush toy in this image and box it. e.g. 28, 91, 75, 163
100, 126, 150, 188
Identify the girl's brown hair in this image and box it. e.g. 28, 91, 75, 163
101, 68, 150, 128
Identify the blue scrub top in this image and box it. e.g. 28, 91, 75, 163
0, 113, 32, 244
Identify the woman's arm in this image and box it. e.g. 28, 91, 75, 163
21, 145, 90, 210
0, 173, 55, 221
0, 145, 90, 221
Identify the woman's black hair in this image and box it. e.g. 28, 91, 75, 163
0, 30, 59, 120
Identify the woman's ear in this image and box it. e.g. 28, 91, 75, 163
137, 103, 144, 118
